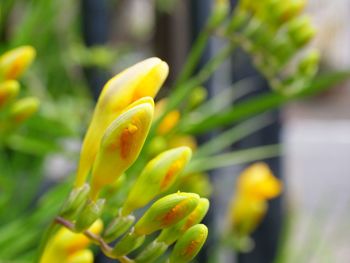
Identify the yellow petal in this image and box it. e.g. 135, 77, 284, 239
0, 80, 19, 107
0, 46, 36, 80
40, 220, 103, 263
228, 194, 267, 236
155, 99, 180, 135
237, 162, 282, 199
68, 249, 94, 263
76, 58, 168, 187
90, 100, 154, 199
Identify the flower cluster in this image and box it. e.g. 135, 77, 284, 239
227, 0, 319, 95
40, 58, 209, 263
0, 46, 39, 136
226, 162, 282, 251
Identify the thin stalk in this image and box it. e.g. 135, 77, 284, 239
194, 113, 274, 158
174, 29, 211, 87
186, 144, 280, 173
154, 43, 237, 132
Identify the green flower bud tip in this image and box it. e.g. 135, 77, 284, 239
10, 97, 40, 123
134, 192, 200, 236
169, 224, 208, 263
189, 86, 208, 109
75, 199, 105, 232
298, 49, 320, 76
209, 0, 230, 28
0, 80, 19, 107
112, 228, 145, 257
60, 184, 90, 218
122, 147, 192, 215
135, 240, 168, 263
157, 198, 209, 245
103, 213, 135, 242
288, 16, 316, 47
272, 0, 306, 23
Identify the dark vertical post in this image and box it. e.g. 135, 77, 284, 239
81, 0, 109, 100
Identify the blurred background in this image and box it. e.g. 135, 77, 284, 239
0, 0, 349, 262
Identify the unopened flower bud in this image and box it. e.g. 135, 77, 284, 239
135, 240, 168, 263
298, 49, 320, 77
271, 0, 306, 23
158, 198, 209, 245
122, 147, 192, 214
76, 58, 168, 187
134, 192, 200, 235
90, 101, 154, 199
169, 224, 208, 263
112, 228, 145, 257
0, 80, 19, 107
75, 199, 105, 232
0, 46, 36, 80
288, 16, 316, 47
188, 86, 208, 109
60, 184, 90, 219
10, 97, 39, 124
103, 212, 135, 242
208, 0, 230, 29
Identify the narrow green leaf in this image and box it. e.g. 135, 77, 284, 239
187, 144, 280, 173
181, 71, 350, 134
195, 113, 274, 158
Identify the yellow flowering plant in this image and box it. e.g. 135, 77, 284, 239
1, 0, 350, 262
37, 58, 209, 263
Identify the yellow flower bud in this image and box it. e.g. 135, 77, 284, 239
0, 46, 36, 80
122, 147, 192, 214
40, 219, 103, 263
10, 97, 40, 124
237, 162, 282, 199
90, 100, 154, 199
76, 58, 168, 187
158, 198, 209, 245
0, 80, 19, 107
169, 224, 208, 263
134, 192, 200, 235
155, 99, 180, 135
281, 0, 306, 22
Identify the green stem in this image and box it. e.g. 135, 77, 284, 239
154, 43, 237, 131
174, 29, 211, 87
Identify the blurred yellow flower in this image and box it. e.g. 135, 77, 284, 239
155, 98, 180, 135
228, 163, 282, 237
0, 46, 36, 80
40, 219, 103, 263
